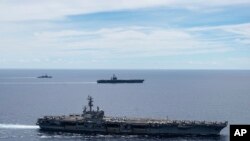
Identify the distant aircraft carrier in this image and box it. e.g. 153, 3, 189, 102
97, 74, 144, 83
37, 96, 227, 136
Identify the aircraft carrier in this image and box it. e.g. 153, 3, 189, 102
37, 96, 227, 136
37, 74, 52, 78
97, 74, 144, 83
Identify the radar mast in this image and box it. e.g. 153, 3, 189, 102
87, 96, 94, 111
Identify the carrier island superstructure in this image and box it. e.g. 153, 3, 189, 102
37, 96, 227, 136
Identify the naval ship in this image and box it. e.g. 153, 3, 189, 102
37, 96, 227, 136
97, 74, 144, 83
37, 74, 52, 78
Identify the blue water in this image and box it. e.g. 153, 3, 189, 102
0, 69, 250, 141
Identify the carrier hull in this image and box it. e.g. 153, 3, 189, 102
97, 79, 144, 83
38, 126, 224, 136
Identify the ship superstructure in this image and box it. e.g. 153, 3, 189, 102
37, 96, 227, 136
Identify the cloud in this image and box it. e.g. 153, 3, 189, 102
185, 57, 250, 69
0, 25, 248, 69
1, 1, 250, 69
33, 27, 231, 58
1, 0, 250, 22
189, 23, 250, 45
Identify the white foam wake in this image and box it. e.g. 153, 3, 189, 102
0, 124, 39, 129
0, 77, 36, 79
0, 81, 97, 85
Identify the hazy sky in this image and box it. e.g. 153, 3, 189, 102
0, 0, 250, 69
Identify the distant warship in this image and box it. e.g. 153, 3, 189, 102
97, 74, 144, 83
37, 96, 227, 136
37, 74, 52, 78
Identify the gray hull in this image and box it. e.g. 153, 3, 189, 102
97, 79, 144, 83
38, 125, 223, 136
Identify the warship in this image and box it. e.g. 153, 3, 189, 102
37, 74, 52, 78
97, 74, 144, 83
37, 96, 227, 136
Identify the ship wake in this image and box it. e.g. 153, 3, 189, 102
0, 81, 96, 85
0, 124, 39, 129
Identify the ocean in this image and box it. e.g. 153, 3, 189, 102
0, 69, 249, 141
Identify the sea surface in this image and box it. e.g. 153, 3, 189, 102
0, 69, 249, 141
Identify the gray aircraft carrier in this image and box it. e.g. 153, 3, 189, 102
37, 96, 227, 136
97, 74, 144, 83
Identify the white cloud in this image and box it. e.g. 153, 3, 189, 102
1, 1, 249, 69
1, 0, 250, 22
185, 57, 250, 69
1, 26, 231, 62
187, 60, 218, 65
33, 27, 231, 58
1, 25, 249, 69
189, 23, 250, 45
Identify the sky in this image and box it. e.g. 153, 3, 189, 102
0, 0, 250, 69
